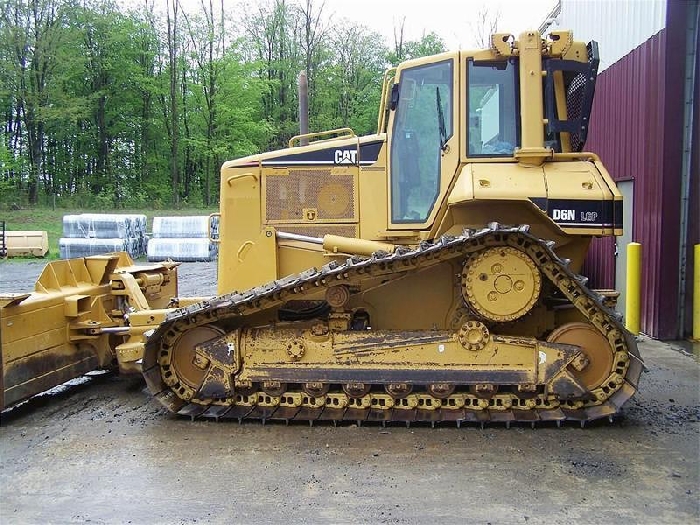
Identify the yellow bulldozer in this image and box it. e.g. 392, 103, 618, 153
0, 30, 643, 426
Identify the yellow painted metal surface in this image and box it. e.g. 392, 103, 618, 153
470, 163, 547, 202
4, 230, 49, 257
626, 242, 642, 335
514, 31, 550, 166
1, 253, 179, 409
693, 245, 699, 341
1, 256, 118, 408
263, 166, 358, 225
322, 235, 394, 256
357, 139, 390, 239
237, 325, 572, 382
216, 164, 263, 294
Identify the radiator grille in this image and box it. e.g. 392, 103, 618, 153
265, 170, 355, 221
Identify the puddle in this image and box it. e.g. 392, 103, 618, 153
669, 339, 700, 362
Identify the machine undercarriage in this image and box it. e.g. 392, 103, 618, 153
143, 225, 642, 426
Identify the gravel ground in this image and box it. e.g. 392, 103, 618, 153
0, 258, 218, 296
1, 258, 698, 524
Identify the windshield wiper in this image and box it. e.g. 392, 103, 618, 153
436, 86, 448, 151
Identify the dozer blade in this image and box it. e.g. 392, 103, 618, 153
2, 253, 179, 411
0, 255, 122, 409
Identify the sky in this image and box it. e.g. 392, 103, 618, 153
169, 0, 560, 51
325, 0, 559, 50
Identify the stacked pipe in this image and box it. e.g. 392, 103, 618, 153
59, 214, 147, 259
146, 216, 218, 262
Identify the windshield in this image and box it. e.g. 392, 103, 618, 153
390, 60, 453, 223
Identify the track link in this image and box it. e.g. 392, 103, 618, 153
142, 224, 643, 426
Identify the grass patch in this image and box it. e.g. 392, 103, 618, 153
2, 206, 217, 260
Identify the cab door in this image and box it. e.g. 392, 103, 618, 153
387, 55, 460, 230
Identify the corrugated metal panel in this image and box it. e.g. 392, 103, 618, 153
553, 0, 666, 71
582, 5, 687, 339
679, 0, 700, 337
652, 0, 685, 339
684, 85, 699, 334
584, 31, 666, 305
582, 237, 614, 289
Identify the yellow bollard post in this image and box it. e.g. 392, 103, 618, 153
625, 242, 642, 335
693, 245, 700, 341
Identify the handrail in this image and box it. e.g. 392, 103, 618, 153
550, 151, 601, 162
377, 68, 397, 133
288, 128, 356, 148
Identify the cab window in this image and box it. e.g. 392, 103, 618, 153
391, 60, 453, 223
468, 60, 519, 156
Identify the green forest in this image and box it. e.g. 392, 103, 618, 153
0, 0, 446, 210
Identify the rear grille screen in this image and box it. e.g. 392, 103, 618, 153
265, 170, 356, 222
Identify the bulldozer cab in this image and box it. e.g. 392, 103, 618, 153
385, 31, 600, 232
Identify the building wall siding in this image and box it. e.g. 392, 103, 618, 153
556, 0, 666, 71
684, 16, 700, 336
583, 0, 688, 339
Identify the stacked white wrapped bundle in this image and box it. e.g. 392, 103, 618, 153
146, 238, 217, 262
59, 213, 147, 259
124, 214, 148, 255
151, 216, 213, 238
147, 215, 218, 262
59, 238, 129, 258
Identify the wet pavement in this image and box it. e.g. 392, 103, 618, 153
1, 260, 699, 524
670, 339, 700, 362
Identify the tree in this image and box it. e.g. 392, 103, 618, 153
298, 0, 328, 128
0, 0, 70, 204
182, 0, 226, 205
165, 0, 180, 205
57, 1, 165, 206
387, 28, 446, 66
469, 4, 500, 49
0, 0, 448, 210
318, 21, 386, 134
242, 0, 303, 148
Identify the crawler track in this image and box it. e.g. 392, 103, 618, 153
142, 224, 643, 426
